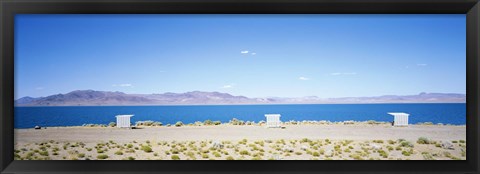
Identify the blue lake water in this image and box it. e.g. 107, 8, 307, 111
14, 103, 466, 128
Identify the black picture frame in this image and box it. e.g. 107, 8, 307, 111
1, 0, 479, 173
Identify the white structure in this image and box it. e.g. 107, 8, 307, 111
265, 114, 281, 128
116, 115, 134, 128
388, 112, 409, 126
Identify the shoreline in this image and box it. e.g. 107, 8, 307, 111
15, 124, 466, 143
15, 102, 466, 107
14, 119, 467, 129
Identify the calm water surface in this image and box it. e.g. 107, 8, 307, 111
14, 103, 466, 128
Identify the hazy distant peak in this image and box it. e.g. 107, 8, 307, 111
15, 90, 466, 106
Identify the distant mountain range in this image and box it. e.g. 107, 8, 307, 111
15, 90, 466, 106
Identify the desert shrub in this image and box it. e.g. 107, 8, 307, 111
144, 121, 155, 126
171, 155, 180, 160
77, 153, 85, 158
452, 140, 458, 143
402, 151, 411, 156
373, 140, 384, 143
378, 150, 388, 158
229, 118, 245, 125
301, 138, 311, 143
185, 151, 194, 156
459, 140, 466, 143
417, 137, 431, 144
171, 148, 180, 154
115, 151, 123, 155
387, 140, 395, 144
254, 141, 264, 146
239, 139, 248, 145
213, 121, 222, 125
141, 146, 153, 153
400, 141, 414, 148
97, 154, 109, 159
175, 121, 184, 127
239, 150, 250, 156
97, 149, 105, 153
312, 152, 320, 157
213, 152, 221, 157
108, 122, 116, 127
25, 152, 34, 159
202, 154, 209, 159
387, 146, 394, 151
39, 146, 47, 151
422, 152, 435, 160
39, 151, 49, 156
226, 156, 234, 160
203, 120, 213, 125
124, 157, 135, 160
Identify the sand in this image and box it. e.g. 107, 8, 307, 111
13, 124, 466, 160
15, 124, 466, 143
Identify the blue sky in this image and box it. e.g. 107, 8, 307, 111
15, 14, 466, 99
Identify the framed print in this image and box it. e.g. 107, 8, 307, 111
1, 0, 479, 173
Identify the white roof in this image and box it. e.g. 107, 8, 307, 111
388, 112, 409, 116
115, 114, 134, 118
265, 114, 281, 117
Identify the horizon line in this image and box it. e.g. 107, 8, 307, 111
16, 89, 467, 100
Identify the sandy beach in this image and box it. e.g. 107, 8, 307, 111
15, 124, 465, 142
14, 124, 466, 160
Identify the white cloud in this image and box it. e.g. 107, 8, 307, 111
221, 83, 235, 89
35, 87, 44, 90
417, 63, 427, 66
330, 72, 357, 76
299, 77, 310, 81
241, 50, 249, 54
251, 52, 256, 55
113, 84, 133, 87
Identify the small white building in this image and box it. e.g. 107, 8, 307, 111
388, 112, 409, 126
116, 115, 134, 128
265, 114, 281, 128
